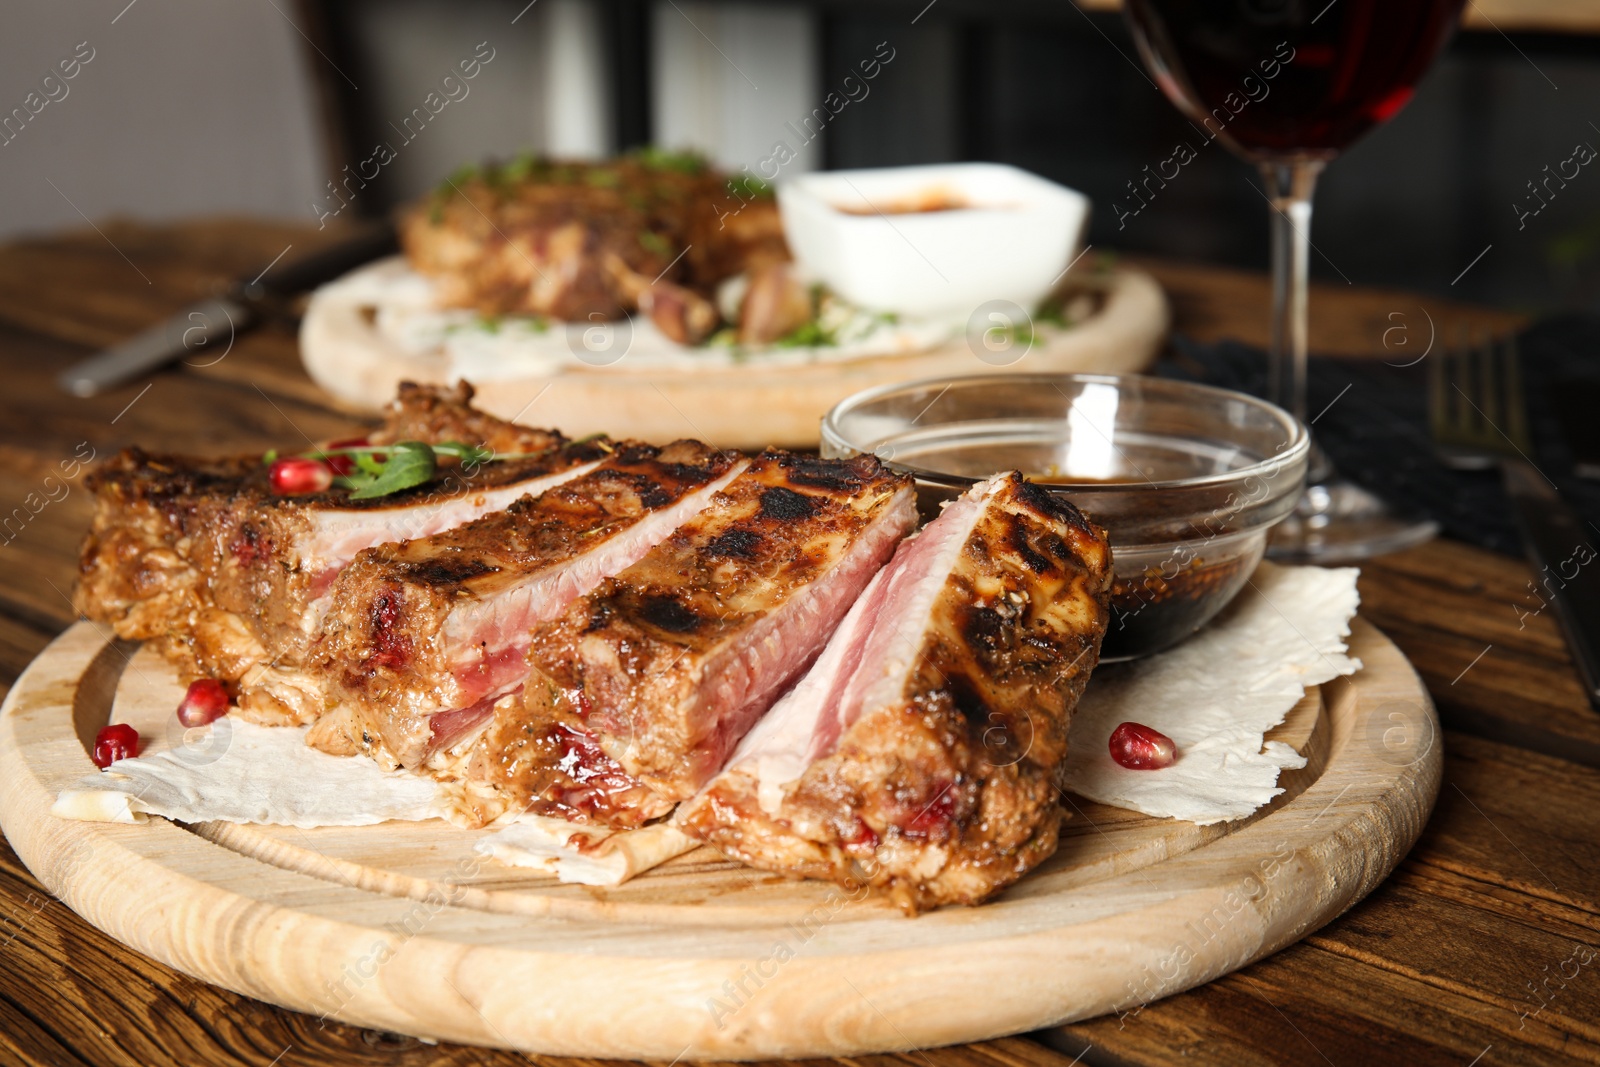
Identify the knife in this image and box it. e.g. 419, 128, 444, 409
58, 222, 397, 397
1502, 459, 1600, 710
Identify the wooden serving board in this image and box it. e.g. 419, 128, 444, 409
299, 265, 1169, 448
0, 617, 1439, 1060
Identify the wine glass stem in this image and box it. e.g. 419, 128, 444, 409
1260, 159, 1324, 427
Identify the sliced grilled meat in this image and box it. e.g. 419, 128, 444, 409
373, 380, 568, 455
307, 441, 745, 769
464, 452, 918, 829
74, 383, 602, 700
678, 472, 1112, 913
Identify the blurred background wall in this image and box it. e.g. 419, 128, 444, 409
0, 1, 326, 236
2, 0, 1597, 314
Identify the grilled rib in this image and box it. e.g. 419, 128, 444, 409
304, 440, 745, 769
462, 451, 918, 829
74, 383, 603, 704
402, 155, 787, 341
677, 472, 1113, 913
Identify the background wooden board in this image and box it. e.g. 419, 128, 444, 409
298, 261, 1169, 448
0, 220, 1593, 1067
3, 619, 1429, 1059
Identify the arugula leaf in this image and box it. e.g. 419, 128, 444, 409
725, 173, 773, 200
353, 450, 387, 477
500, 151, 539, 183
638, 231, 672, 256
774, 319, 837, 348
631, 146, 707, 175
298, 440, 558, 501
346, 441, 437, 500
435, 440, 495, 468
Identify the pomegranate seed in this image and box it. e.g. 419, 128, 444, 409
323, 436, 369, 476
92, 723, 140, 768
1109, 721, 1176, 770
176, 678, 230, 727
269, 457, 333, 495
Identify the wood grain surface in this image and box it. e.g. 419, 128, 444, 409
297, 259, 1169, 448
2, 621, 1418, 1059
0, 220, 1592, 1067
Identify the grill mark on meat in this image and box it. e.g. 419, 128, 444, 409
636, 595, 704, 634
470, 450, 917, 830
305, 442, 743, 771
679, 470, 1112, 913
959, 599, 1007, 656
74, 384, 591, 707
705, 529, 761, 558
1012, 476, 1100, 537
397, 556, 501, 586
777, 453, 878, 493
1006, 518, 1054, 574
759, 486, 815, 521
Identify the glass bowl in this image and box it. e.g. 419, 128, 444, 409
821, 373, 1310, 661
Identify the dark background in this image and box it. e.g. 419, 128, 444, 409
309, 1, 1600, 314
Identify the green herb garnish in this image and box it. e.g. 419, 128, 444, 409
631, 146, 708, 175
774, 320, 837, 348
441, 163, 479, 191
638, 231, 672, 256
725, 173, 773, 200
500, 151, 539, 183
292, 441, 535, 501
1034, 300, 1070, 330
345, 441, 437, 499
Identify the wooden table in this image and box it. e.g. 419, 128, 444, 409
0, 219, 1593, 1067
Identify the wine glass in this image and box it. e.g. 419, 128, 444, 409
1124, 0, 1466, 561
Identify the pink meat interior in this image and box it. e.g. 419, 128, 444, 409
420, 461, 747, 758
658, 485, 921, 793
717, 482, 989, 800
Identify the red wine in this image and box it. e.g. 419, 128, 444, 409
1125, 0, 1465, 159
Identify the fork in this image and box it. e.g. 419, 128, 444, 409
1430, 332, 1600, 710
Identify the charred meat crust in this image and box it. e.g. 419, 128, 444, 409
311, 440, 738, 768
470, 450, 916, 829
680, 472, 1113, 914
373, 381, 569, 457
73, 383, 592, 688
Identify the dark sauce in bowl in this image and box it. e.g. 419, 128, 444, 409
1101, 549, 1259, 660
823, 374, 1309, 660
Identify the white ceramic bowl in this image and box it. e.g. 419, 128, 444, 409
776, 163, 1091, 320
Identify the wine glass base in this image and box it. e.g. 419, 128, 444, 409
1267, 479, 1440, 564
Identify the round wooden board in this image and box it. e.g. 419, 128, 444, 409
299, 265, 1169, 448
0, 618, 1440, 1060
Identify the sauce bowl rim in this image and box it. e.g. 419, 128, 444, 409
821, 371, 1311, 494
